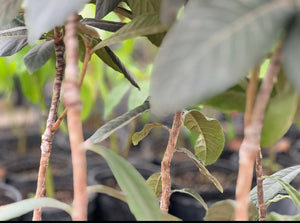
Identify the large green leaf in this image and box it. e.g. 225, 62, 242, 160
149, 0, 296, 117
203, 84, 247, 113
260, 74, 298, 147
184, 110, 225, 165
265, 175, 300, 210
95, 0, 121, 19
0, 197, 71, 221
0, 19, 27, 56
24, 39, 54, 73
204, 199, 258, 221
250, 165, 300, 206
283, 13, 300, 94
0, 0, 22, 28
85, 144, 162, 221
88, 100, 150, 144
24, 0, 89, 44
92, 12, 169, 52
175, 147, 223, 193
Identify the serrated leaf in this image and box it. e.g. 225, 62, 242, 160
184, 110, 225, 165
24, 39, 54, 73
171, 188, 207, 211
150, 0, 296, 117
250, 165, 300, 206
204, 199, 258, 221
125, 0, 161, 17
85, 144, 162, 221
0, 0, 22, 28
88, 101, 150, 144
92, 12, 169, 52
265, 175, 300, 210
0, 19, 27, 56
24, 0, 90, 45
132, 123, 169, 146
95, 0, 121, 19
146, 172, 162, 198
80, 18, 125, 32
176, 147, 223, 193
0, 197, 71, 221
283, 13, 300, 94
261, 74, 298, 147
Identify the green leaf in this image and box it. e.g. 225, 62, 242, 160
103, 81, 131, 119
149, 0, 296, 117
0, 19, 27, 56
175, 147, 223, 193
24, 40, 54, 73
265, 175, 300, 210
85, 144, 162, 221
0, 0, 22, 28
171, 188, 207, 211
204, 199, 258, 221
250, 165, 300, 206
0, 197, 71, 221
92, 12, 169, 52
266, 194, 291, 206
132, 122, 169, 146
24, 0, 89, 44
88, 101, 150, 144
203, 84, 247, 113
184, 110, 225, 165
260, 74, 298, 147
80, 18, 125, 32
125, 0, 161, 17
128, 79, 150, 110
283, 13, 300, 93
146, 172, 162, 198
95, 0, 121, 19
87, 184, 127, 202
266, 212, 300, 221
19, 72, 41, 103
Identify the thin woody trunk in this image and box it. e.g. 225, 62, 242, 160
235, 42, 282, 220
32, 30, 65, 221
64, 13, 88, 221
160, 111, 183, 212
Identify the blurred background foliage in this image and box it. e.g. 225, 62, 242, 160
0, 3, 157, 138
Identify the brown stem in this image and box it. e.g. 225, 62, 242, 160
51, 34, 91, 132
64, 13, 88, 221
244, 66, 260, 128
235, 42, 282, 220
256, 149, 267, 220
160, 111, 183, 212
32, 28, 65, 221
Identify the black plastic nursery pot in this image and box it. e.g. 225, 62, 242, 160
87, 159, 161, 221
168, 158, 241, 221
